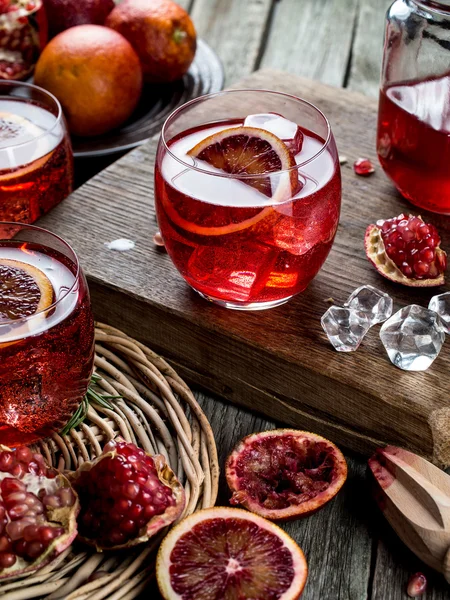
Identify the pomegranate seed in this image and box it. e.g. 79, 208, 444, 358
115, 498, 131, 513
1, 478, 25, 495
407, 572, 427, 597
13, 539, 27, 557
354, 158, 375, 176
5, 491, 27, 505
23, 524, 40, 542
25, 1, 35, 10
119, 519, 137, 534
103, 440, 117, 453
58, 488, 75, 507
10, 463, 25, 478
0, 536, 12, 552
123, 483, 140, 500
128, 504, 143, 519
8, 503, 29, 520
144, 504, 155, 519
42, 494, 61, 508
153, 232, 165, 247
108, 531, 126, 545
0, 505, 5, 520
16, 447, 33, 464
39, 526, 63, 543
6, 518, 35, 540
0, 452, 14, 471
26, 540, 44, 559
0, 552, 16, 568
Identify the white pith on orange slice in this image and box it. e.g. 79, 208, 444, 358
161, 126, 300, 237
156, 506, 308, 600
0, 258, 54, 322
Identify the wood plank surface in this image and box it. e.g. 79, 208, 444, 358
260, 0, 359, 87
189, 0, 273, 84
40, 69, 450, 468
347, 0, 391, 97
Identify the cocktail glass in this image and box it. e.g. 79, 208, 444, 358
0, 80, 73, 223
154, 89, 341, 310
0, 222, 95, 446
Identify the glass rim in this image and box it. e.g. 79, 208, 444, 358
160, 88, 333, 179
0, 80, 64, 151
0, 222, 80, 327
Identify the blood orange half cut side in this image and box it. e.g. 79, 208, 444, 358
0, 258, 54, 322
156, 506, 308, 600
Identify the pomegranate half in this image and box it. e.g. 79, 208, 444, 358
72, 439, 185, 550
0, 446, 79, 580
226, 429, 347, 521
365, 214, 447, 287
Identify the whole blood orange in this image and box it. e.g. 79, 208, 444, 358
106, 0, 196, 83
34, 25, 142, 137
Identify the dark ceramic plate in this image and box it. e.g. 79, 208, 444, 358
70, 39, 224, 158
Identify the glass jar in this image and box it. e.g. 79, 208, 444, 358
377, 0, 450, 214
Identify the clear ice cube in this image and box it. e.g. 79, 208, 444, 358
244, 113, 303, 154
428, 292, 450, 334
321, 306, 370, 352
379, 304, 445, 371
345, 285, 393, 326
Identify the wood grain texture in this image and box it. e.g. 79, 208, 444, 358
189, 0, 273, 84
260, 0, 359, 86
39, 69, 450, 467
347, 0, 391, 97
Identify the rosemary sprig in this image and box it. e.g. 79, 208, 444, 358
60, 374, 121, 436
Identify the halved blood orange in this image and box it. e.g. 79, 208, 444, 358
160, 126, 299, 237
0, 259, 54, 322
156, 506, 308, 600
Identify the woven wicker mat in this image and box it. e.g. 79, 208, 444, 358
0, 322, 219, 600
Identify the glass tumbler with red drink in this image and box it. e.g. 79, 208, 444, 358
0, 223, 95, 446
155, 90, 341, 310
378, 0, 450, 214
0, 81, 73, 223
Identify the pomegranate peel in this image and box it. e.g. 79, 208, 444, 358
0, 445, 79, 581
365, 214, 446, 287
156, 506, 308, 600
72, 438, 185, 551
225, 429, 347, 521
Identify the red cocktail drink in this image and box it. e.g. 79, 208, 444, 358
0, 81, 73, 223
377, 73, 450, 214
0, 223, 94, 446
155, 91, 341, 310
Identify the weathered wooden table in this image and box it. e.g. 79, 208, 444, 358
44, 1, 450, 598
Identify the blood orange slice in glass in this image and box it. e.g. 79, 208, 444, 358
156, 506, 308, 600
161, 127, 299, 237
188, 126, 299, 200
0, 258, 54, 322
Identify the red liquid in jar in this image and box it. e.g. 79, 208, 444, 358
0, 242, 94, 446
377, 73, 450, 214
155, 119, 341, 306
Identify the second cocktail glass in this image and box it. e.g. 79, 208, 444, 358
155, 90, 341, 310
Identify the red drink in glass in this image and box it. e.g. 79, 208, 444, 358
377, 73, 450, 214
155, 91, 341, 310
0, 223, 94, 446
0, 81, 73, 223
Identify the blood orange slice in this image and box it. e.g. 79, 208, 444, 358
156, 506, 308, 600
188, 126, 299, 200
0, 258, 54, 322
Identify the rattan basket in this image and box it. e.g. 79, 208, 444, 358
0, 323, 219, 600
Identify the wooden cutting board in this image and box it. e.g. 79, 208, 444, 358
40, 69, 450, 467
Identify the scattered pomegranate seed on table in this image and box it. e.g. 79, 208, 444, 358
353, 157, 375, 176
407, 572, 427, 597
153, 231, 165, 247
